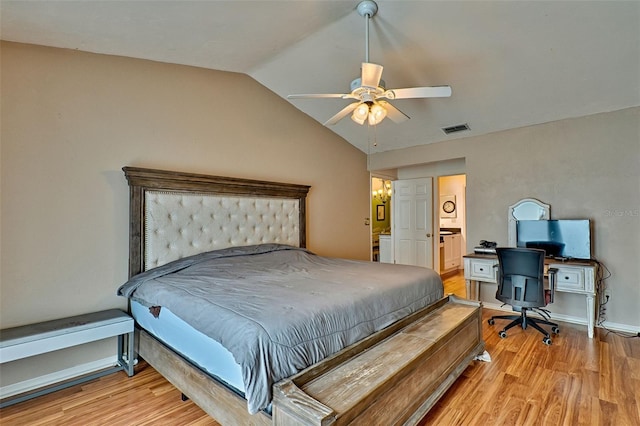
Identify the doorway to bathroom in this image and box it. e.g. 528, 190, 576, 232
371, 177, 392, 261
438, 174, 466, 277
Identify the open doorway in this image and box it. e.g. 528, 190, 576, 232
371, 177, 392, 261
438, 174, 466, 277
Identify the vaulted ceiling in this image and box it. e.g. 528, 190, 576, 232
2, 1, 639, 153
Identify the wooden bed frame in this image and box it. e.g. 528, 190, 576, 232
123, 166, 484, 425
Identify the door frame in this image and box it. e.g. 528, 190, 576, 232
371, 171, 467, 270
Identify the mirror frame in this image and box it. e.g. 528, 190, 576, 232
507, 198, 550, 247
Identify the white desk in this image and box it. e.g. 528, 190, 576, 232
463, 253, 598, 338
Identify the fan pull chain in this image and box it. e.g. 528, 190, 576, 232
367, 120, 379, 163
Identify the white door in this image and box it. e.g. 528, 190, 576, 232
392, 178, 434, 268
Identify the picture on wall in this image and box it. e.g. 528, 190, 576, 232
376, 204, 385, 221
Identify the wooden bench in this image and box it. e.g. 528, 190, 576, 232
272, 296, 484, 425
0, 309, 135, 408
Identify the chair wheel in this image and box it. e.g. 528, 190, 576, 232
499, 330, 507, 339
552, 326, 560, 334
488, 319, 495, 325
543, 337, 552, 345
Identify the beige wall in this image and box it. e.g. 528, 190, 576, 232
371, 107, 640, 330
0, 42, 370, 386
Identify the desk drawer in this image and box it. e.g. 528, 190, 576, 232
466, 259, 497, 281
554, 266, 585, 292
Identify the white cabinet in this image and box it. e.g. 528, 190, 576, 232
379, 234, 392, 263
442, 234, 461, 271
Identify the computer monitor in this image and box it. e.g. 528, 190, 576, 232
516, 219, 591, 260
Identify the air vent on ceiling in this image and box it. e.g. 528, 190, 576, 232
442, 123, 470, 135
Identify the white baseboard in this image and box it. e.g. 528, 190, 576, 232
598, 320, 640, 335
0, 356, 117, 399
482, 302, 640, 335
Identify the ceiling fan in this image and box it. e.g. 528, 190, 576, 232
288, 0, 451, 127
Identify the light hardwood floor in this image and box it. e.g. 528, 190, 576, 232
1, 271, 638, 425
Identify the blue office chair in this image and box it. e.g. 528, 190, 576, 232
488, 247, 559, 345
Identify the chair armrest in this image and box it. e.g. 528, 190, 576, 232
493, 263, 501, 285
547, 267, 558, 304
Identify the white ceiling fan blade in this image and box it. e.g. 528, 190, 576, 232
378, 100, 409, 123
385, 86, 452, 99
361, 62, 383, 88
324, 102, 360, 126
288, 93, 348, 99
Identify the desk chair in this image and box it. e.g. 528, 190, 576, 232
488, 247, 559, 345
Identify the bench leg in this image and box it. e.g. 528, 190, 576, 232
117, 331, 135, 377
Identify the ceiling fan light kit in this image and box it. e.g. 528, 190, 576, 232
352, 103, 369, 125
287, 0, 451, 127
367, 102, 387, 125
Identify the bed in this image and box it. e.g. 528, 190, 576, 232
120, 166, 484, 425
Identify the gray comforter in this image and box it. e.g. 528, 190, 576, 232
118, 244, 443, 414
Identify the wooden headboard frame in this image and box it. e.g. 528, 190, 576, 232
123, 166, 310, 278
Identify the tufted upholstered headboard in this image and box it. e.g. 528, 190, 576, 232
123, 167, 310, 278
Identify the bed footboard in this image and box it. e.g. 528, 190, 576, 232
272, 295, 484, 425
